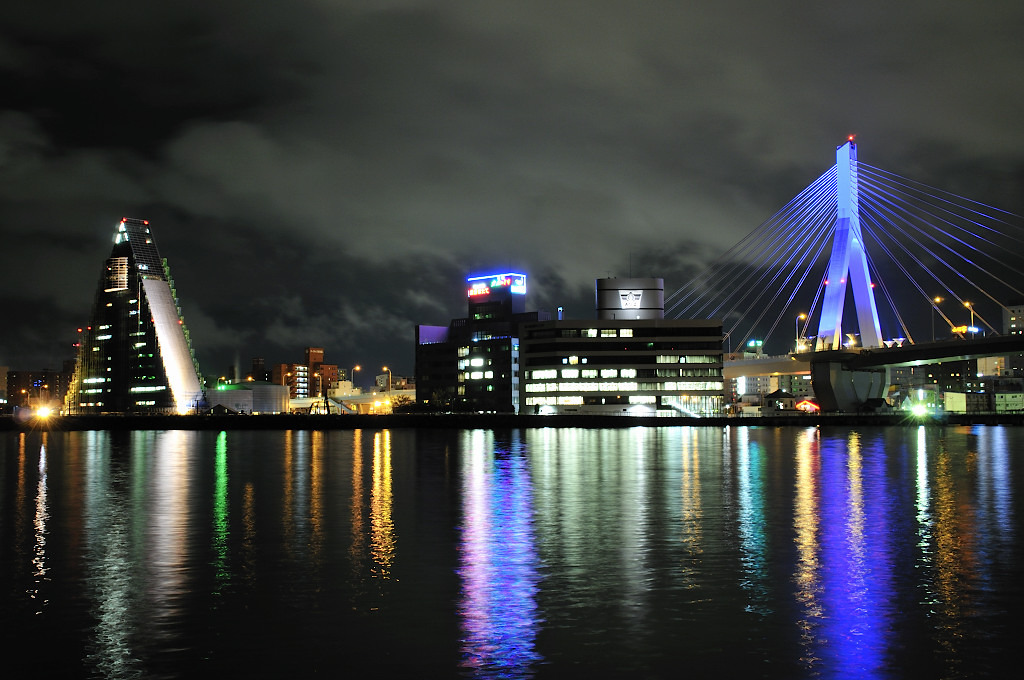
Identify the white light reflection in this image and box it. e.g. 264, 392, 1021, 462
915, 426, 934, 575
678, 427, 703, 586
145, 430, 193, 641
83, 431, 143, 679
31, 433, 50, 612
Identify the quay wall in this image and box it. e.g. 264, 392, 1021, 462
4, 412, 1024, 432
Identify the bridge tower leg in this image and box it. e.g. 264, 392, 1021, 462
815, 140, 883, 350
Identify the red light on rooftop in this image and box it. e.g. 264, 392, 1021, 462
143, 220, 149, 225
848, 134, 856, 142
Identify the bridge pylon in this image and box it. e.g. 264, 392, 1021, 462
815, 139, 883, 350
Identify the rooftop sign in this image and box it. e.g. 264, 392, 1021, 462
466, 272, 527, 297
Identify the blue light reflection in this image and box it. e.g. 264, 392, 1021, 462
457, 431, 543, 678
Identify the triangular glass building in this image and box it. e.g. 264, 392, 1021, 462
65, 218, 204, 414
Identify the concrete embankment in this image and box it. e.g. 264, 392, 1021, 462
4, 412, 1024, 432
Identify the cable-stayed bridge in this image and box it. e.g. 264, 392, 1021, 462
666, 138, 1024, 411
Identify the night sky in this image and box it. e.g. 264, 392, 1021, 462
2, 1, 1023, 382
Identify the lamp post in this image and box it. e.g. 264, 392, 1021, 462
964, 301, 975, 337
931, 296, 943, 342
795, 313, 806, 352
382, 366, 392, 414
350, 365, 360, 388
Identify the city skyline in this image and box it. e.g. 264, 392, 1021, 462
2, 2, 1023, 377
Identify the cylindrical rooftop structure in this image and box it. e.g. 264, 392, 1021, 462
596, 277, 664, 319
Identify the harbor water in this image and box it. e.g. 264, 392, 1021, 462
1, 425, 1021, 678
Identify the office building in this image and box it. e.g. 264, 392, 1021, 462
519, 278, 724, 416
65, 218, 204, 414
416, 272, 546, 413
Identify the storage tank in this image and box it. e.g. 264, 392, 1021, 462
595, 277, 664, 320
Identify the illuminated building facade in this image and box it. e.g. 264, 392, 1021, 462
65, 218, 204, 414
305, 347, 339, 397
1004, 301, 1024, 377
416, 272, 545, 413
520, 278, 724, 416
7, 368, 72, 412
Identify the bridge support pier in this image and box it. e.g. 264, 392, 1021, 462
810, 361, 890, 412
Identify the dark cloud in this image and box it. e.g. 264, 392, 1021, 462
2, 1, 1022, 378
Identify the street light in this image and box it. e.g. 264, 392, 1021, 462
795, 313, 806, 352
381, 366, 392, 414
931, 296, 943, 342
964, 301, 975, 337
350, 365, 360, 388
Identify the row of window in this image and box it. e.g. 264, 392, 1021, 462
530, 366, 721, 380
524, 381, 724, 393
526, 326, 721, 339
524, 341, 722, 353
461, 371, 495, 381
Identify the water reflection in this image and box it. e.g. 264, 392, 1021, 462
818, 432, 894, 677
678, 427, 703, 586
930, 430, 979, 675
31, 433, 49, 612
83, 431, 143, 679
793, 427, 822, 668
734, 427, 769, 615
458, 430, 542, 678
370, 430, 396, 580
349, 429, 366, 596
212, 431, 230, 595
1, 426, 1019, 679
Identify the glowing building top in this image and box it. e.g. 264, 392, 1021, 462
466, 272, 527, 298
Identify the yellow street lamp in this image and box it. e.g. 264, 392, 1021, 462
931, 296, 943, 341
351, 365, 361, 386
964, 301, 975, 336
382, 366, 392, 394
795, 313, 806, 352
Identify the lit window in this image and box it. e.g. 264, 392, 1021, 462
561, 369, 579, 379
620, 329, 633, 337
601, 329, 616, 337
600, 369, 617, 378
